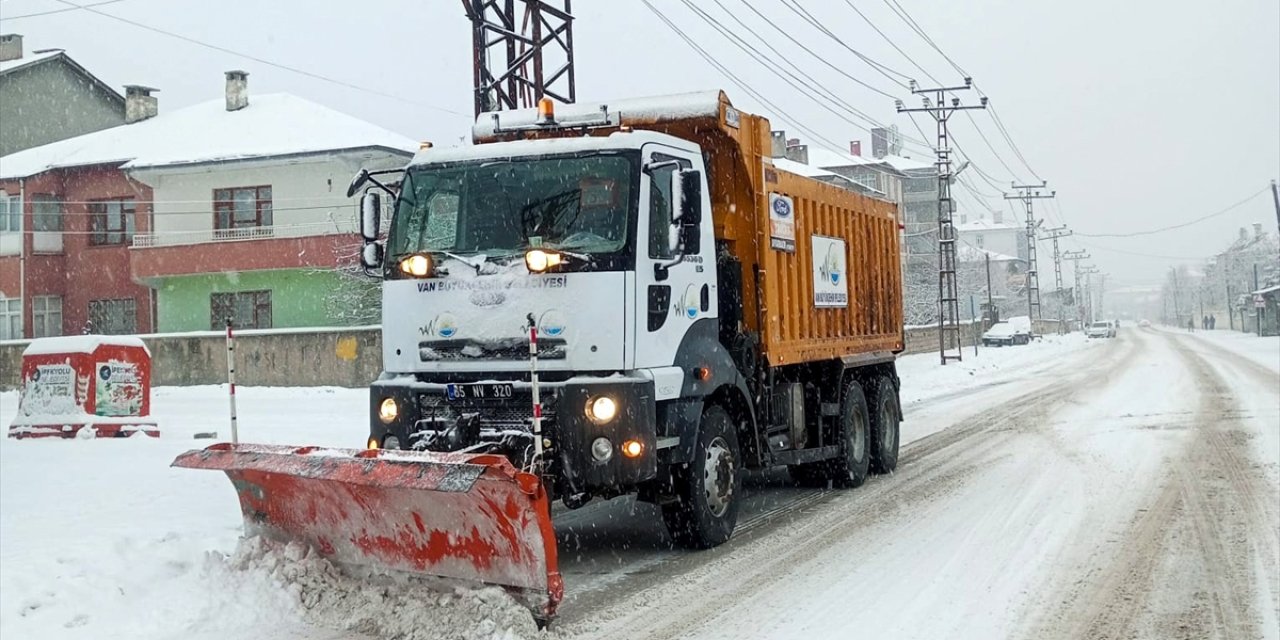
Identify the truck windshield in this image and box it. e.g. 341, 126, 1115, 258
387, 153, 636, 264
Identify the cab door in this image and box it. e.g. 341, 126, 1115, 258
633, 144, 716, 370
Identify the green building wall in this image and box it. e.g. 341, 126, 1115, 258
156, 269, 351, 332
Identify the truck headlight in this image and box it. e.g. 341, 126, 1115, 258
586, 396, 618, 424
525, 249, 562, 273
378, 397, 399, 423
398, 254, 433, 278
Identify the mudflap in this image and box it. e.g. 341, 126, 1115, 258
172, 443, 563, 622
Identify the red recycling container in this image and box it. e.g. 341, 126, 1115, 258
9, 336, 160, 439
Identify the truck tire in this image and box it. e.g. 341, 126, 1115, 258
662, 404, 741, 549
833, 380, 872, 488
868, 376, 900, 474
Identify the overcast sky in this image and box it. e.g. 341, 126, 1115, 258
2, 0, 1277, 285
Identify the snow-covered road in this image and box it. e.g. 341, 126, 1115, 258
1, 328, 1276, 639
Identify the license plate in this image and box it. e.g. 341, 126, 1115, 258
445, 383, 514, 401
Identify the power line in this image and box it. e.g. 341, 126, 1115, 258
0, 0, 124, 20
51, 0, 468, 118
772, 0, 915, 87
1072, 237, 1212, 261
726, 0, 905, 101
1074, 187, 1270, 238
689, 0, 908, 140
881, 0, 968, 78
838, 0, 943, 86
639, 0, 868, 165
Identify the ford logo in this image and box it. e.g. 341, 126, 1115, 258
772, 197, 792, 217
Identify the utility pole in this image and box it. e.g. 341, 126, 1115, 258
1063, 250, 1089, 331
1170, 267, 1183, 328
1004, 182, 1056, 328
896, 77, 988, 365
1041, 226, 1072, 333
1081, 264, 1100, 323
984, 252, 994, 327
1255, 263, 1261, 336
1271, 179, 1279, 239
463, 0, 577, 117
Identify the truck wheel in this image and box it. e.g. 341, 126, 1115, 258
662, 404, 741, 549
868, 376, 900, 474
833, 380, 872, 488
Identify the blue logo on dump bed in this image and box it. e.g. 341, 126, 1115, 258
772, 197, 792, 218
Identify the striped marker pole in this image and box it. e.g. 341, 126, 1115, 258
527, 314, 543, 463
226, 318, 239, 444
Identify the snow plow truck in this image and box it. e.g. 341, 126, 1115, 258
174, 90, 905, 624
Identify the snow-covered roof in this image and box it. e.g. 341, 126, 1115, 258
957, 245, 1021, 262
773, 157, 842, 179
23, 335, 149, 356
0, 93, 419, 179
0, 50, 125, 107
879, 154, 935, 172
805, 146, 885, 170
956, 217, 1020, 232
0, 50, 62, 75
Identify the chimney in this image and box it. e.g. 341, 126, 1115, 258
225, 70, 249, 111
850, 140, 862, 157
960, 213, 968, 224
1239, 227, 1249, 241
993, 210, 1003, 224
785, 143, 809, 165
1254, 223, 1264, 240
124, 85, 159, 124
770, 131, 786, 158
0, 34, 22, 63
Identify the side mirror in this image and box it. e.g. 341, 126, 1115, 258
346, 169, 370, 198
359, 191, 381, 242
676, 168, 702, 225
360, 242, 384, 271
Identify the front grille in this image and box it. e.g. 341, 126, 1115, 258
419, 338, 567, 361
417, 393, 558, 431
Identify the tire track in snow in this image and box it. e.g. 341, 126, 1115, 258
553, 335, 1143, 638
1036, 331, 1277, 640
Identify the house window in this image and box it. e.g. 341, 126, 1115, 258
32, 295, 62, 338
0, 298, 20, 339
89, 198, 136, 245
88, 298, 137, 335
0, 192, 20, 232
211, 290, 272, 330
32, 195, 64, 232
975, 234, 985, 248
214, 186, 273, 234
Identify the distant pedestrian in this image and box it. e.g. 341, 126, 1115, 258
1202, 315, 1208, 330
1188, 318, 1195, 332
1209, 314, 1216, 330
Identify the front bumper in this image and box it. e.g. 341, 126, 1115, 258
369, 375, 658, 495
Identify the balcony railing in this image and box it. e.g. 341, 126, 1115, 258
132, 221, 354, 248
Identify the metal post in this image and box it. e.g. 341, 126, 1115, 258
984, 252, 994, 327
1255, 264, 1261, 336
527, 314, 545, 466
1005, 184, 1055, 329
970, 295, 978, 356
463, 0, 577, 117
225, 317, 239, 444
1271, 179, 1279, 239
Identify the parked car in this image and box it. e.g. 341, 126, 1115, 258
1086, 321, 1116, 338
1138, 319, 1151, 328
983, 319, 1032, 346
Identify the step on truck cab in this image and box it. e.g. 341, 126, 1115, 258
355, 90, 905, 549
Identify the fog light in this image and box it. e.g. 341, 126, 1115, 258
378, 397, 398, 423
586, 396, 618, 424
621, 439, 644, 458
591, 437, 613, 462
383, 435, 401, 450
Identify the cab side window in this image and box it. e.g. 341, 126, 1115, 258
648, 153, 690, 260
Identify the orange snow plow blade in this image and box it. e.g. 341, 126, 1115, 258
172, 443, 562, 621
